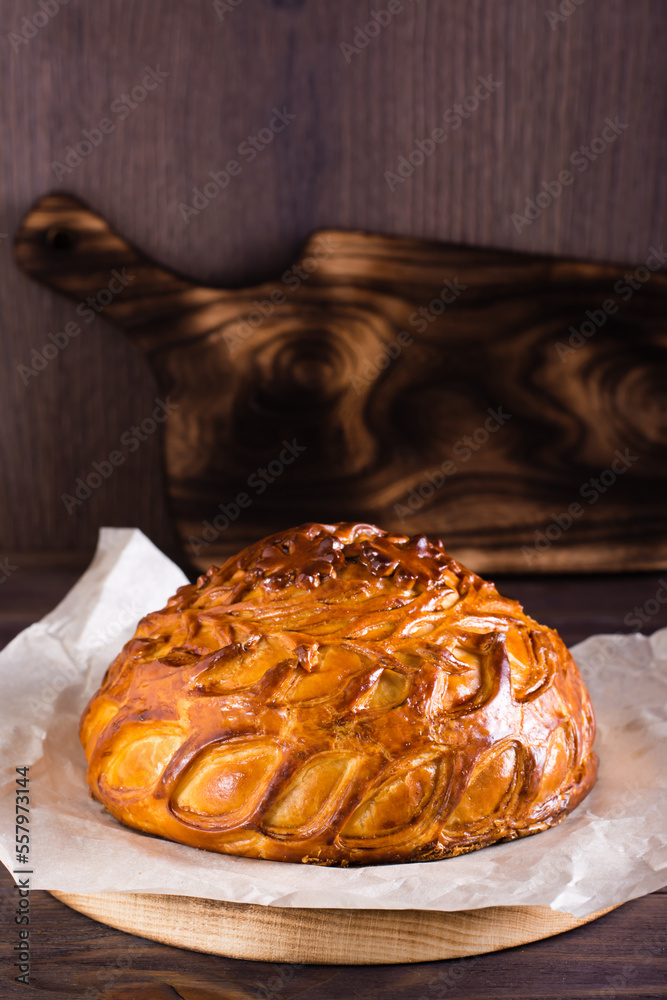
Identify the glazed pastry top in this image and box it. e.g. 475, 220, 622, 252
80, 522, 597, 865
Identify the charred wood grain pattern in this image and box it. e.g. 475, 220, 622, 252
14, 194, 667, 574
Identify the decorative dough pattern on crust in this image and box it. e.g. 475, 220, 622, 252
80, 523, 597, 865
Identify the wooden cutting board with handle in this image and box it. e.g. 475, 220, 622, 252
14, 194, 667, 574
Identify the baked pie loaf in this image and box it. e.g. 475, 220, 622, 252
80, 522, 597, 865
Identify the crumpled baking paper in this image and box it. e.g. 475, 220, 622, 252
0, 528, 665, 918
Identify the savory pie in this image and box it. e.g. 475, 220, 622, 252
80, 522, 597, 864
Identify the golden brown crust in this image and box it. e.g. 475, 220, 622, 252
80, 523, 597, 865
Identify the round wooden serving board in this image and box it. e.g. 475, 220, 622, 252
49, 891, 616, 964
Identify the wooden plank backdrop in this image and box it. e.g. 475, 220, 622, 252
0, 0, 665, 561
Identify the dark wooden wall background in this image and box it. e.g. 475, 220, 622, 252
1, 0, 665, 556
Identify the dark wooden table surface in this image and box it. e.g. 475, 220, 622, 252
1, 561, 666, 999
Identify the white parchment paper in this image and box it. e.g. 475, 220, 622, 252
1, 528, 665, 917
